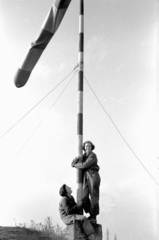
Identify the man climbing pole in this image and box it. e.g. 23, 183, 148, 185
71, 141, 101, 224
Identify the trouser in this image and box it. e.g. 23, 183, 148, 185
67, 216, 95, 236
82, 171, 101, 216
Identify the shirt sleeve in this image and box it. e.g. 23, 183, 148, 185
63, 197, 81, 215
74, 152, 97, 169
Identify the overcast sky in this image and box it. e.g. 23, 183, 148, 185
0, 1, 158, 240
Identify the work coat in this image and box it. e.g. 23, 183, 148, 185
59, 195, 82, 225
72, 152, 101, 216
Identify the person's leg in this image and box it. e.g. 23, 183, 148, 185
75, 215, 86, 221
87, 172, 101, 222
82, 172, 91, 214
82, 218, 95, 236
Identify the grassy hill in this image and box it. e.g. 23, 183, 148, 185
0, 226, 68, 240
0, 218, 67, 240
0, 226, 50, 240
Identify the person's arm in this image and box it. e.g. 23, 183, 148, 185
71, 156, 82, 167
63, 197, 82, 215
73, 152, 97, 169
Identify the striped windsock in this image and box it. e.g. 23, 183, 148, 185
14, 0, 72, 88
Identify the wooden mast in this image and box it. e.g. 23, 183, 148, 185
77, 0, 84, 205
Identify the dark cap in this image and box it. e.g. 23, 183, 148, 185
59, 184, 67, 196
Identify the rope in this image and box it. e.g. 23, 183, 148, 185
84, 75, 159, 186
4, 70, 78, 173
0, 68, 76, 141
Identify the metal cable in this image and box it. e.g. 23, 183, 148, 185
0, 68, 76, 140
4, 70, 78, 173
84, 75, 159, 186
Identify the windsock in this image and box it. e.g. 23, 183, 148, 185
14, 0, 72, 88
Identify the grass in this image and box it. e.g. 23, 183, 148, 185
14, 217, 67, 240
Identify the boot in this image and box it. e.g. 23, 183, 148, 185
88, 215, 97, 224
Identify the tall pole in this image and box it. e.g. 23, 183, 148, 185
77, 0, 84, 205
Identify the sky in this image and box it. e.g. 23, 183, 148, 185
0, 0, 158, 239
